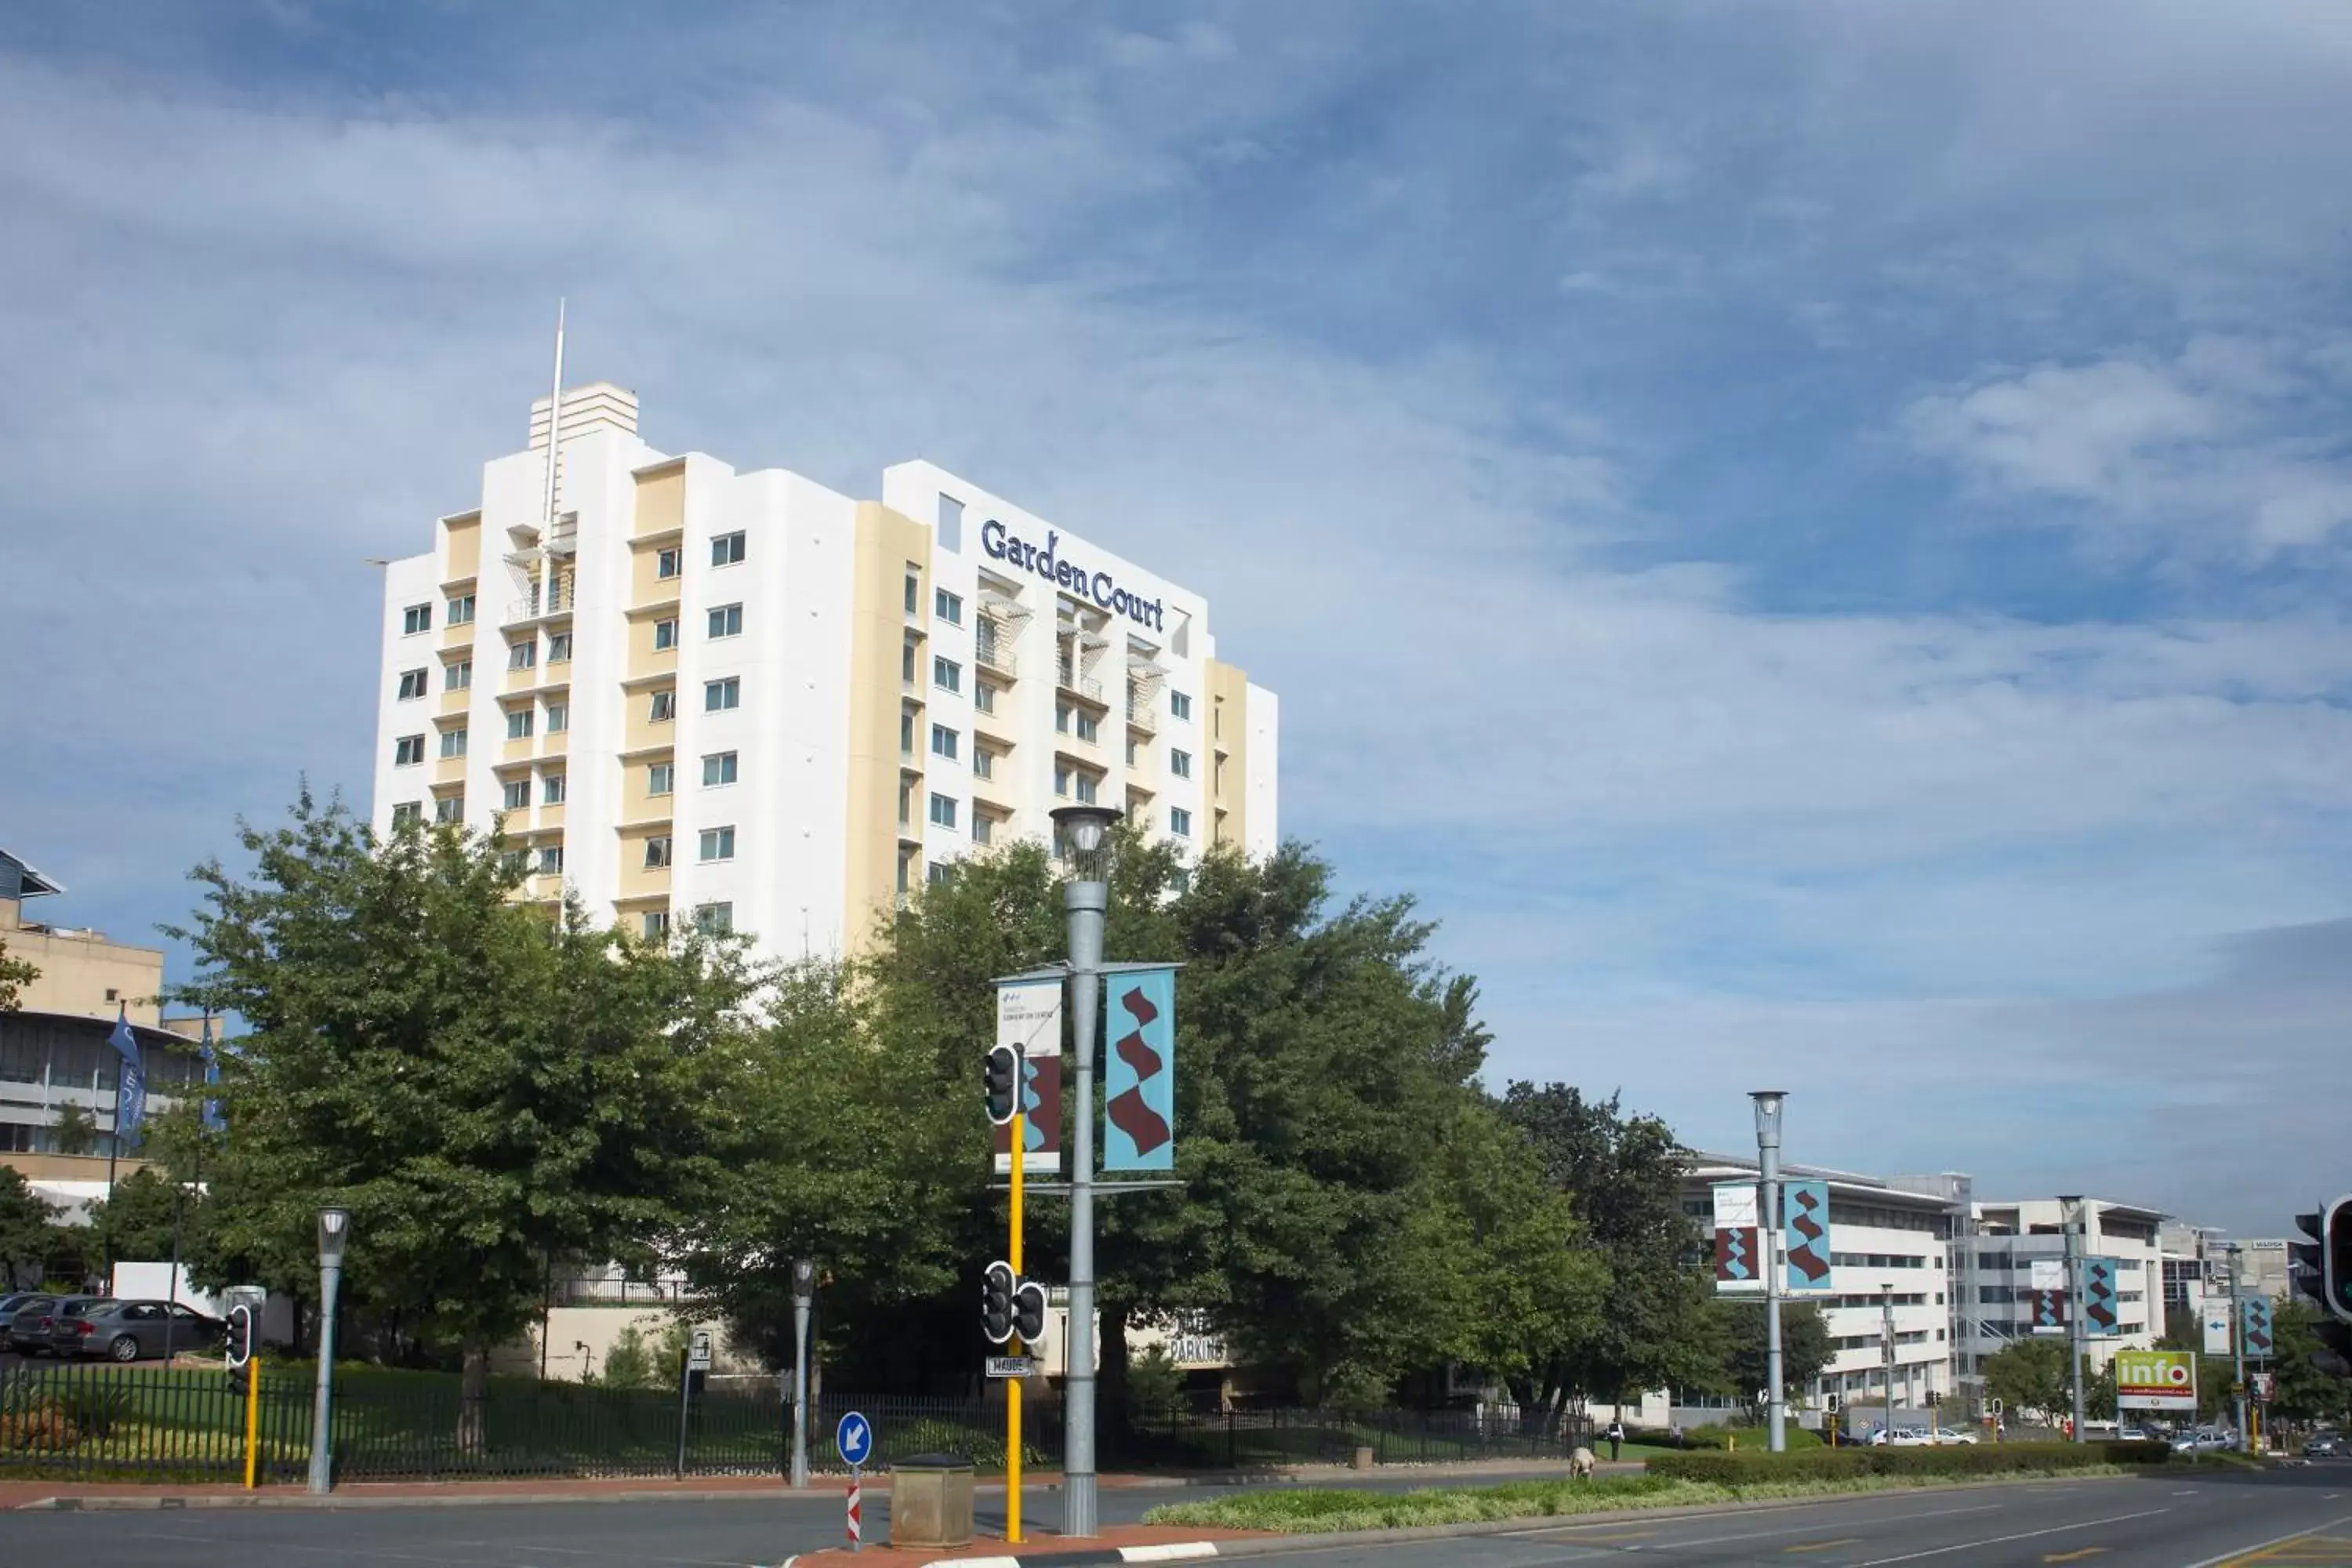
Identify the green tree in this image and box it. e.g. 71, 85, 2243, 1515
0, 1166, 61, 1288
0, 934, 35, 1010
1983, 1337, 2073, 1421
599, 1323, 666, 1389
1708, 1298, 1831, 1416
1499, 1083, 1721, 1414
52, 1103, 99, 1156
88, 1167, 198, 1265
2270, 1297, 2352, 1426
167, 791, 757, 1443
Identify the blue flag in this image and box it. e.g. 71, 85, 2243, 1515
109, 1004, 147, 1148
199, 1015, 225, 1134
1102, 967, 1177, 1172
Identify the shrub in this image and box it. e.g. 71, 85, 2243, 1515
1675, 1422, 1823, 1451
50, 1381, 136, 1440
0, 1398, 80, 1453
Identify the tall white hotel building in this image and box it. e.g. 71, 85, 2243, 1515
370, 383, 1278, 954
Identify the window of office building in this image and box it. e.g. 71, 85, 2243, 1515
1075, 772, 1098, 804
436, 795, 463, 824
642, 909, 670, 939
657, 547, 681, 580
973, 746, 993, 780
1054, 763, 1071, 797
506, 708, 533, 739
927, 861, 953, 886
508, 639, 535, 670
975, 681, 996, 714
1171, 806, 1192, 837
655, 618, 678, 651
391, 801, 422, 827
928, 793, 957, 829
905, 571, 920, 615
709, 604, 742, 639
702, 751, 737, 786
649, 761, 674, 795
931, 724, 958, 760
699, 826, 736, 862
397, 668, 429, 701
542, 773, 565, 805
695, 902, 732, 934
447, 659, 472, 691
403, 603, 432, 635
706, 677, 739, 712
934, 656, 961, 694
1125, 738, 1137, 765
544, 701, 568, 734
645, 835, 673, 868
711, 531, 746, 567
902, 638, 917, 684
539, 845, 564, 875
901, 710, 916, 754
503, 779, 529, 811
650, 689, 676, 722
1171, 748, 1192, 779
546, 632, 572, 663
935, 588, 963, 625
1056, 701, 1072, 734
1075, 710, 1099, 742
1170, 691, 1192, 721
441, 727, 468, 758
448, 593, 476, 625
394, 735, 426, 766
973, 812, 993, 845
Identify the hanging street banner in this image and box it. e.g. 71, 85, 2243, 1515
2115, 1349, 2198, 1411
1102, 966, 1177, 1172
2242, 1297, 2274, 1359
2201, 1294, 2234, 1355
2028, 1258, 2067, 1332
992, 975, 1063, 1176
1712, 1181, 1763, 1293
1783, 1179, 1833, 1294
2084, 1256, 2122, 1337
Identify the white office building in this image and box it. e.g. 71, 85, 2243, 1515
1969, 1197, 2168, 1373
370, 383, 1279, 956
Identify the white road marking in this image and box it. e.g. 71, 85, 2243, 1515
2181, 1511, 2352, 1568
1847, 1508, 2170, 1566
1556, 1501, 2009, 1552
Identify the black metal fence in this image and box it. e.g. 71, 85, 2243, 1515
2, 1359, 1579, 1483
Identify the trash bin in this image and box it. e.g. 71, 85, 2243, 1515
890, 1453, 975, 1549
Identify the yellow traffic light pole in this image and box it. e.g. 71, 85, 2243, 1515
1007, 1109, 1025, 1544
244, 1356, 262, 1489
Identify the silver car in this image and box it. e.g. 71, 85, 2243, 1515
51, 1299, 225, 1362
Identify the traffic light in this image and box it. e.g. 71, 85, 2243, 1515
982, 1260, 1017, 1345
2292, 1199, 2352, 1379
1012, 1277, 1047, 1344
984, 1044, 1020, 1126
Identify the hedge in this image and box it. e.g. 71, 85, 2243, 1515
1648, 1439, 2171, 1485
1673, 1423, 1824, 1451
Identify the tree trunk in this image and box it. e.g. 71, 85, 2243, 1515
458, 1338, 490, 1456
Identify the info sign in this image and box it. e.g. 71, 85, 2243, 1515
2115, 1349, 2198, 1412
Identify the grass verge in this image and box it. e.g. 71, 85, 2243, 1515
1140, 1467, 2142, 1534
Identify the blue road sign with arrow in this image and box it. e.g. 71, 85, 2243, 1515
837, 1409, 874, 1467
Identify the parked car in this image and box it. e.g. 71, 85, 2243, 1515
51, 1298, 227, 1363
5, 1294, 96, 1356
41, 1296, 114, 1356
2304, 1431, 2341, 1457
1866, 1425, 1934, 1446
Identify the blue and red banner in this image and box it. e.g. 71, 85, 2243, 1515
2085, 1256, 2122, 1337
1783, 1179, 1833, 1294
1102, 967, 1177, 1172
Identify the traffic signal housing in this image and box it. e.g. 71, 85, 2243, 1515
2291, 1200, 2352, 1378
1012, 1277, 1047, 1344
984, 1044, 1020, 1126
982, 1260, 1017, 1345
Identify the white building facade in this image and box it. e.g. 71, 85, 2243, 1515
371, 384, 1278, 957
1969, 1197, 2168, 1372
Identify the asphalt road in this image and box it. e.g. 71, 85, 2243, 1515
1, 1464, 2347, 1567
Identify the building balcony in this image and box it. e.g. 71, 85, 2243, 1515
977, 641, 1018, 678
505, 578, 573, 626
1058, 668, 1104, 704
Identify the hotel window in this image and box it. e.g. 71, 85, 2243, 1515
544, 701, 568, 734
649, 761, 674, 795
539, 845, 564, 875
931, 724, 959, 761
1171, 807, 1192, 837
928, 793, 958, 828
896, 848, 915, 895
973, 746, 993, 781
657, 547, 682, 580
901, 710, 916, 754
702, 750, 738, 786
975, 682, 996, 714
935, 588, 963, 626
500, 849, 528, 875
435, 796, 463, 825
1074, 710, 1099, 743
973, 812, 993, 845
542, 773, 565, 805
397, 668, 430, 701
708, 603, 743, 639
695, 902, 733, 935
699, 826, 736, 862
644, 835, 673, 868
705, 677, 740, 712
641, 909, 670, 939
448, 593, 476, 626
927, 861, 953, 886
402, 603, 432, 635
898, 779, 913, 826
1056, 701, 1072, 734
1054, 764, 1071, 797
711, 531, 746, 567
650, 689, 676, 723
1125, 738, 1138, 766
1171, 749, 1192, 779
1075, 772, 1099, 804
934, 655, 960, 694
1170, 691, 1192, 721
390, 801, 423, 828
441, 727, 468, 758
506, 708, 533, 739
654, 618, 678, 651
502, 779, 529, 811
447, 659, 472, 691
508, 639, 536, 670
394, 735, 426, 767
546, 632, 572, 663
903, 638, 918, 684
905, 571, 920, 615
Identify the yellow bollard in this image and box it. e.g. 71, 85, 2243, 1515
244, 1356, 263, 1490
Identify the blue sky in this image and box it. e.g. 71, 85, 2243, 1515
6, 2, 2350, 1235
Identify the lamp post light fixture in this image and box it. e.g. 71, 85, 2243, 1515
308, 1207, 351, 1495
789, 1258, 817, 1488
1748, 1091, 1788, 1454
2059, 1195, 2087, 1444
1050, 801, 1120, 1537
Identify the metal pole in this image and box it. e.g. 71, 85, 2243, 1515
1757, 1116, 1786, 1452
1882, 1284, 1897, 1444
1008, 1106, 1025, 1545
1063, 874, 1105, 1537
2064, 1200, 2087, 1444
675, 1345, 692, 1479
2230, 1247, 2248, 1451
790, 1293, 811, 1488
307, 1256, 342, 1493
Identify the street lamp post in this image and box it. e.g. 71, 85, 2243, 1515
1751, 1091, 1788, 1454
308, 1207, 350, 1495
1051, 803, 1118, 1539
789, 1258, 816, 1489
2060, 1196, 2087, 1444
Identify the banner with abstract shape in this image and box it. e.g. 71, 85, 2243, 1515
2084, 1256, 2122, 1337
1102, 967, 1177, 1171
1712, 1181, 1763, 1293
1783, 1179, 1833, 1293
993, 976, 1063, 1176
